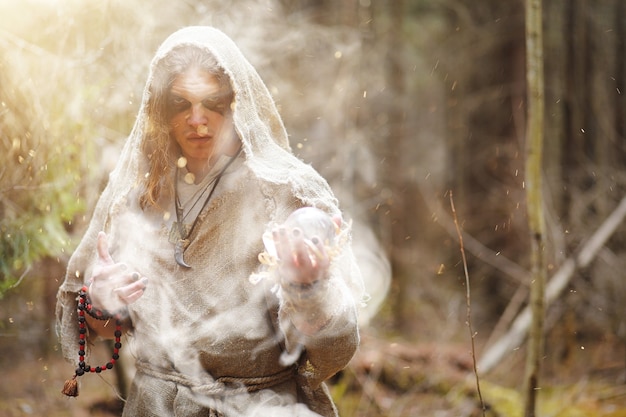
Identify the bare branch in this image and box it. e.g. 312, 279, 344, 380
449, 191, 486, 416
478, 196, 626, 375
423, 185, 529, 285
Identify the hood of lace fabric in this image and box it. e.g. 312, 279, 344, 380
56, 26, 364, 364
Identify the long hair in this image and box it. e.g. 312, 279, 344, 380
139, 45, 232, 209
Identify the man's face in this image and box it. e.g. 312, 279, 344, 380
168, 67, 234, 173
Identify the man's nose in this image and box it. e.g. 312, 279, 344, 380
187, 104, 208, 126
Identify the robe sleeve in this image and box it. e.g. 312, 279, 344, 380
278, 247, 361, 389
259, 180, 364, 388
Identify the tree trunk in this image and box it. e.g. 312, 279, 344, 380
380, 0, 411, 333
590, 0, 619, 217
523, 0, 546, 416
543, 0, 566, 216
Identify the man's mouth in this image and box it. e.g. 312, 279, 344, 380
187, 130, 214, 143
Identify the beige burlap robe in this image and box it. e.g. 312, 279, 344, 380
56, 26, 364, 416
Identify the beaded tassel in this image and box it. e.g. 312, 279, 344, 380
62, 285, 123, 397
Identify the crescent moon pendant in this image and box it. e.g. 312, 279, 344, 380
175, 240, 192, 268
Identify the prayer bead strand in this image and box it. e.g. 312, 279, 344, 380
62, 285, 123, 397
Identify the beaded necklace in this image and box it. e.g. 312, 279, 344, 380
62, 286, 123, 397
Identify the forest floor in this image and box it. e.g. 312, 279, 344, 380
1, 330, 626, 417
1, 268, 626, 417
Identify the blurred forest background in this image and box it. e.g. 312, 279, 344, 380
1, 0, 625, 416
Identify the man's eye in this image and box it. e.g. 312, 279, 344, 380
169, 97, 189, 112
202, 98, 227, 114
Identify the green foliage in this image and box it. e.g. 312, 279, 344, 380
0, 68, 85, 296
0, 0, 164, 297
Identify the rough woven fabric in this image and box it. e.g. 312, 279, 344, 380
56, 26, 364, 416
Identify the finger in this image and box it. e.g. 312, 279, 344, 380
121, 288, 145, 304
118, 270, 142, 286
306, 236, 329, 268
114, 277, 148, 296
291, 228, 312, 269
96, 231, 114, 265
114, 278, 148, 302
93, 262, 128, 282
332, 214, 342, 229
273, 227, 292, 263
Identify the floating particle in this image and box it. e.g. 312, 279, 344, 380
184, 172, 195, 184
197, 125, 209, 136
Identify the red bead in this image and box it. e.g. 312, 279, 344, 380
74, 300, 123, 379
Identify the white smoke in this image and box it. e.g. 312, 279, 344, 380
3, 0, 392, 413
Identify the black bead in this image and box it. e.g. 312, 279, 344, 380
114, 330, 122, 337
78, 317, 85, 323
79, 339, 85, 346
76, 367, 85, 376
95, 366, 102, 373
78, 349, 85, 356
112, 353, 119, 360
79, 361, 86, 368
79, 328, 87, 334
106, 363, 113, 369
114, 342, 122, 349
